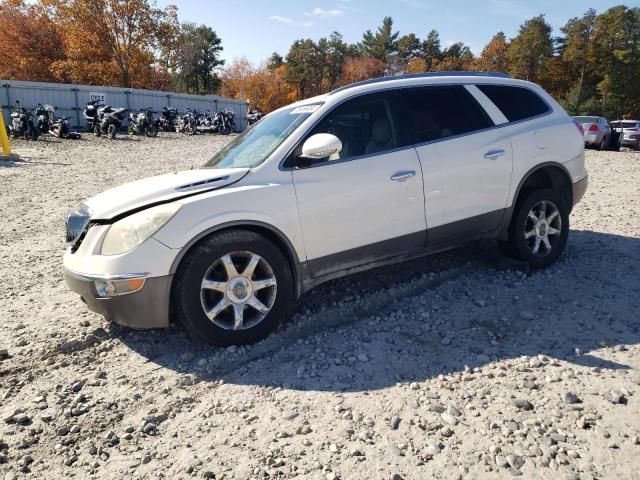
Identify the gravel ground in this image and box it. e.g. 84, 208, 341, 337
1, 134, 640, 480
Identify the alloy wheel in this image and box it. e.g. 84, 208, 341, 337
524, 200, 562, 257
200, 251, 277, 331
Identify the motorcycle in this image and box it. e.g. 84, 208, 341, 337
155, 107, 178, 132
83, 100, 103, 132
212, 109, 236, 135
128, 108, 158, 137
176, 109, 197, 135
94, 105, 127, 139
35, 103, 50, 134
6, 101, 39, 140
246, 109, 263, 126
43, 105, 81, 139
198, 109, 214, 131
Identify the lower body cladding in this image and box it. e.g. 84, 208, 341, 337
63, 268, 172, 329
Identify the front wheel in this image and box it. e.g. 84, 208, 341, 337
108, 124, 117, 139
145, 124, 158, 137
501, 188, 569, 269
128, 124, 135, 135
94, 124, 102, 137
172, 230, 293, 346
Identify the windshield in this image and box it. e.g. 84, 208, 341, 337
204, 104, 321, 169
574, 116, 598, 123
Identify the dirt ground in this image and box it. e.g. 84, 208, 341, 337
1, 133, 639, 480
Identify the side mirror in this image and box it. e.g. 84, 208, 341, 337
300, 133, 342, 160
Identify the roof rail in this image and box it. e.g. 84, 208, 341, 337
329, 71, 511, 95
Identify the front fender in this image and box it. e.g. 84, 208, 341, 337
152, 182, 306, 265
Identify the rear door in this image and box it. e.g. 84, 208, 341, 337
400, 85, 513, 246
288, 90, 426, 278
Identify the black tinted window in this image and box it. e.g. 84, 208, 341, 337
290, 91, 403, 166
478, 85, 550, 122
401, 86, 493, 144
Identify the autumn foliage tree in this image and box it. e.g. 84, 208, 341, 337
0, 0, 65, 81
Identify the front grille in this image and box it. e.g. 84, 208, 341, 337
65, 206, 91, 251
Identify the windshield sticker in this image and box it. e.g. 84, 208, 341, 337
291, 104, 321, 114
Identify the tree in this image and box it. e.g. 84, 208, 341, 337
438, 42, 474, 71
326, 32, 347, 90
591, 6, 640, 118
361, 16, 399, 61
48, 0, 172, 87
477, 32, 509, 73
507, 14, 553, 83
397, 33, 422, 66
173, 23, 224, 94
285, 39, 317, 99
561, 9, 597, 114
340, 56, 386, 85
0, 0, 65, 81
266, 52, 284, 72
422, 29, 442, 70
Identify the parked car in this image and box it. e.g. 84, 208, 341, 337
610, 120, 640, 150
63, 72, 587, 346
573, 115, 612, 150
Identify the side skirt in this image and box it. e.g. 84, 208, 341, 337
299, 208, 509, 294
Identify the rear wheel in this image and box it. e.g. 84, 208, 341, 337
598, 137, 606, 151
173, 230, 294, 345
128, 124, 135, 135
501, 188, 569, 269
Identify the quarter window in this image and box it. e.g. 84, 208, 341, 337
400, 86, 494, 144
477, 85, 550, 122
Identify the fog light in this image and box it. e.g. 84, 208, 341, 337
94, 278, 145, 297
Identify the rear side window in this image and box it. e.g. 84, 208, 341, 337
401, 86, 494, 144
477, 85, 550, 122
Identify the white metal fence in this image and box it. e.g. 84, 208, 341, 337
0, 79, 248, 131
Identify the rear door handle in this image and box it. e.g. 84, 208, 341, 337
484, 149, 506, 160
390, 170, 416, 182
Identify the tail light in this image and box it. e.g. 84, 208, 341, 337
588, 124, 599, 132
573, 120, 584, 136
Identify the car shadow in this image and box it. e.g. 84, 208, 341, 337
115, 229, 640, 392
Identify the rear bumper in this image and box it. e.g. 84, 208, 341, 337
573, 175, 588, 206
64, 268, 172, 329
583, 133, 600, 145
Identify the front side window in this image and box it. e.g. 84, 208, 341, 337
288, 92, 403, 167
205, 104, 320, 169
478, 85, 550, 122
400, 85, 494, 144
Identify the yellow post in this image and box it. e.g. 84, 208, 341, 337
0, 107, 11, 156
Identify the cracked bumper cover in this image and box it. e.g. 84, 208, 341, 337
63, 268, 172, 329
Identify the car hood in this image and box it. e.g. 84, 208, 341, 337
84, 168, 249, 220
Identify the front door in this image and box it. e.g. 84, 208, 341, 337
289, 91, 426, 278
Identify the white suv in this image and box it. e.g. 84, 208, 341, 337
63, 72, 588, 345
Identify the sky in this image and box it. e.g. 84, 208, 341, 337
164, 0, 635, 65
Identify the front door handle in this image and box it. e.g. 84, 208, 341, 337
391, 170, 416, 182
484, 149, 506, 160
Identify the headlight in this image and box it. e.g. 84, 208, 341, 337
101, 203, 181, 255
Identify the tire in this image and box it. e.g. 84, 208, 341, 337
108, 124, 117, 139
94, 124, 102, 137
145, 124, 158, 137
186, 124, 196, 136
598, 137, 606, 151
221, 125, 231, 135
172, 230, 294, 346
128, 124, 135, 135
502, 188, 569, 269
